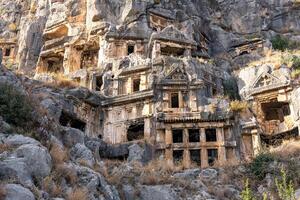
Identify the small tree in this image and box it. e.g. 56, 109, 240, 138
271, 35, 289, 51
275, 169, 296, 200
241, 179, 256, 200
0, 83, 33, 129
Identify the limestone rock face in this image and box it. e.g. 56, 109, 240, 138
4, 184, 35, 200
15, 144, 52, 178
70, 143, 95, 167
139, 185, 177, 200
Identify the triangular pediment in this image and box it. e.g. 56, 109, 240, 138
252, 72, 280, 89
165, 64, 188, 81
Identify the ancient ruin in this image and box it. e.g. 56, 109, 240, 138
0, 0, 299, 170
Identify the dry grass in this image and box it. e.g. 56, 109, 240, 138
77, 159, 90, 167
41, 72, 79, 89
270, 139, 300, 157
54, 164, 78, 185
50, 144, 69, 165
0, 185, 6, 200
247, 50, 300, 69
230, 100, 249, 112
42, 176, 62, 197
0, 144, 13, 154
67, 187, 88, 200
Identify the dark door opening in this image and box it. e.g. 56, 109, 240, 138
127, 45, 135, 55
188, 129, 200, 142
173, 150, 184, 164
5, 48, 11, 57
207, 149, 218, 166
172, 129, 183, 143
161, 46, 185, 57
205, 128, 217, 142
133, 78, 141, 92
171, 93, 179, 108
127, 122, 144, 141
59, 111, 86, 132
190, 149, 201, 166
95, 76, 103, 91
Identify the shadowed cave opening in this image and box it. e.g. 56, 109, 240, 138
190, 149, 201, 166
59, 111, 86, 132
173, 150, 184, 164
127, 122, 144, 141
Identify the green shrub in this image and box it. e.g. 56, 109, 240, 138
0, 83, 34, 129
271, 35, 289, 51
241, 179, 256, 200
250, 153, 275, 180
275, 169, 296, 200
292, 56, 300, 69
223, 77, 240, 100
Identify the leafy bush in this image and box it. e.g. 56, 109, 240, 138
241, 179, 256, 200
223, 77, 240, 100
292, 56, 300, 69
0, 83, 33, 128
250, 153, 275, 180
271, 35, 289, 51
275, 169, 296, 200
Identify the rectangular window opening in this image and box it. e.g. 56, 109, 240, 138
173, 150, 184, 165
133, 78, 141, 92
172, 129, 183, 143
205, 128, 217, 142
5, 48, 11, 57
207, 149, 218, 166
127, 45, 135, 55
171, 93, 179, 108
190, 149, 201, 166
188, 129, 200, 142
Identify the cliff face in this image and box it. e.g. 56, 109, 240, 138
0, 1, 300, 200
1, 0, 299, 72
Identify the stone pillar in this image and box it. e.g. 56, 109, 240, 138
165, 128, 173, 165
217, 128, 226, 163
152, 41, 161, 59
144, 118, 151, 142
63, 46, 71, 74
200, 128, 206, 142
126, 77, 132, 94
201, 148, 208, 168
183, 149, 191, 168
140, 73, 147, 90
0, 48, 2, 65
179, 91, 184, 108
165, 128, 172, 145
165, 148, 173, 166
252, 132, 261, 156
217, 128, 224, 143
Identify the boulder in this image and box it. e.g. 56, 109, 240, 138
3, 134, 40, 146
15, 144, 52, 178
199, 168, 218, 182
122, 184, 136, 200
139, 185, 177, 200
174, 168, 201, 179
0, 158, 33, 187
70, 143, 95, 167
75, 165, 120, 200
61, 127, 84, 148
4, 184, 34, 200
128, 144, 144, 163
